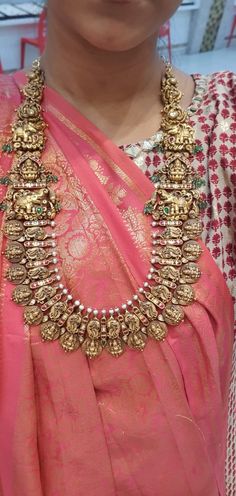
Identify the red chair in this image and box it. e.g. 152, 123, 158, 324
226, 13, 236, 47
159, 21, 172, 62
20, 8, 47, 69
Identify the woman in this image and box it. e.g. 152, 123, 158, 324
0, 1, 235, 495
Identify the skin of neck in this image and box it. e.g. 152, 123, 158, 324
41, 9, 193, 144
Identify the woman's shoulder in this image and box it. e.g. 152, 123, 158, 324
195, 70, 236, 105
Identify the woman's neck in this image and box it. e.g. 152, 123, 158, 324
41, 17, 193, 145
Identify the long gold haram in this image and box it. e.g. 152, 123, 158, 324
0, 60, 205, 359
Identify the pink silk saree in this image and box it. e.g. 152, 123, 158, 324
0, 73, 234, 496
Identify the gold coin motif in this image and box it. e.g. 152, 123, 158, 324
34, 285, 57, 303
6, 264, 27, 285
49, 302, 68, 322
28, 266, 49, 280
24, 305, 43, 325
125, 313, 141, 332
26, 247, 46, 261
151, 285, 172, 304
106, 317, 121, 339
41, 321, 60, 341
25, 226, 46, 240
86, 318, 101, 339
107, 338, 124, 357
82, 338, 103, 359
128, 331, 147, 351
158, 245, 182, 260
182, 241, 202, 261
180, 262, 201, 284
139, 301, 158, 319
5, 241, 25, 263
147, 320, 167, 341
183, 219, 203, 239
4, 220, 24, 240
60, 332, 80, 352
66, 313, 82, 334
174, 284, 195, 305
163, 303, 184, 325
159, 266, 180, 282
12, 284, 33, 306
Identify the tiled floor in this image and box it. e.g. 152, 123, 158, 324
173, 46, 236, 74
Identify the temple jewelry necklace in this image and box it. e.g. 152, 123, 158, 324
1, 59, 205, 359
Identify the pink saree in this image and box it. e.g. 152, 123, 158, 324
0, 73, 234, 496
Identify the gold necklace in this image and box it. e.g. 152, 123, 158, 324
0, 60, 205, 359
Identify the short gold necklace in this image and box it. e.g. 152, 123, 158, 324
0, 60, 205, 359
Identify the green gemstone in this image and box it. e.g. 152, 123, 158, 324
144, 203, 154, 215
36, 207, 43, 214
55, 201, 61, 212
0, 202, 7, 211
199, 200, 207, 210
0, 176, 11, 185
194, 145, 203, 154
193, 177, 206, 188
47, 174, 58, 183
164, 206, 170, 215
151, 175, 160, 184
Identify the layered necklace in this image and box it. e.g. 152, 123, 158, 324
1, 60, 205, 359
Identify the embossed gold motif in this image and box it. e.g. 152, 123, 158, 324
12, 284, 33, 306
147, 321, 167, 340
41, 321, 60, 341
2, 60, 205, 358
6, 264, 27, 285
4, 220, 24, 240
24, 305, 43, 325
5, 242, 25, 263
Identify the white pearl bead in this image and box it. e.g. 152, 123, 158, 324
152, 233, 157, 238
127, 300, 132, 306
51, 221, 56, 227
122, 304, 127, 310
133, 295, 138, 300
150, 268, 155, 273
151, 258, 156, 264
54, 268, 59, 273
147, 274, 152, 280
74, 300, 80, 306
139, 288, 144, 293
59, 283, 64, 289
67, 295, 73, 301
152, 222, 157, 227
87, 307, 92, 313
79, 304, 84, 311
62, 288, 68, 294
51, 233, 56, 238
109, 309, 114, 315
152, 250, 156, 255
144, 282, 149, 287
52, 251, 57, 257
53, 258, 58, 264
93, 309, 98, 316
101, 309, 107, 315
114, 307, 120, 313
56, 275, 61, 281
52, 242, 56, 247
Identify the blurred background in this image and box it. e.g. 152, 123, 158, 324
0, 0, 235, 74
